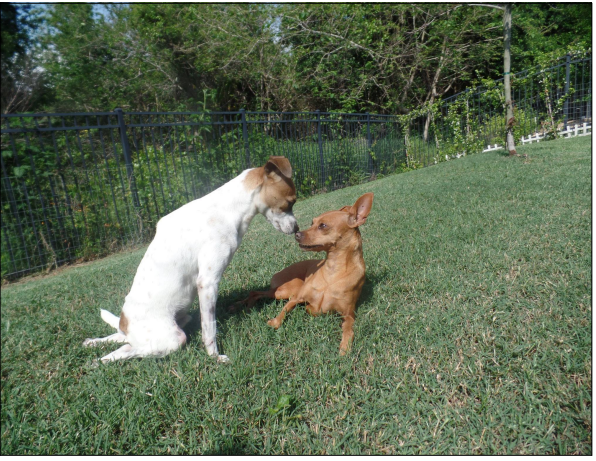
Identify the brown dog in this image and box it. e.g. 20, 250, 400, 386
234, 193, 374, 354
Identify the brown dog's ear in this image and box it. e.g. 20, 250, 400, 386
264, 156, 292, 179
338, 205, 352, 212
347, 193, 374, 228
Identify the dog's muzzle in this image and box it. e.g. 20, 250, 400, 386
267, 211, 299, 235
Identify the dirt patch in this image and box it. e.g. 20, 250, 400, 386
1, 244, 148, 289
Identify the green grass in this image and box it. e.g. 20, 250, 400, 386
1, 136, 591, 454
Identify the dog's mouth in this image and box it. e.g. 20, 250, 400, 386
299, 243, 326, 251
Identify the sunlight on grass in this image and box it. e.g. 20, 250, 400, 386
1, 136, 591, 454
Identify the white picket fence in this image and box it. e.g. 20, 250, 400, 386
477, 122, 591, 152
483, 144, 503, 152
520, 122, 592, 145
440, 121, 591, 162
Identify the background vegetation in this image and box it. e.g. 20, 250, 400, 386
1, 136, 590, 454
1, 3, 592, 278
1, 3, 592, 114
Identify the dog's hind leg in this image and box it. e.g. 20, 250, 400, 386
100, 325, 187, 362
83, 308, 128, 346
99, 344, 141, 362
267, 298, 299, 329
82, 332, 127, 347
228, 289, 275, 312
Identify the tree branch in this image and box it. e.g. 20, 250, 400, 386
468, 3, 505, 11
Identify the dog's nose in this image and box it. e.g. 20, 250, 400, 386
295, 231, 302, 241
293, 222, 300, 234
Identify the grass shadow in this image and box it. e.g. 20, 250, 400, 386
182, 286, 272, 343
358, 268, 389, 307
201, 438, 260, 455
183, 264, 388, 346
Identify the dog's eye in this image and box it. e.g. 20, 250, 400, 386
318, 223, 327, 230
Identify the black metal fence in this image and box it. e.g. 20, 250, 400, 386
1, 53, 591, 279
1, 110, 411, 278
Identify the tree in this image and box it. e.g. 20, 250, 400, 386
511, 3, 592, 67
503, 3, 516, 155
280, 4, 503, 113
130, 4, 288, 111
43, 4, 129, 111
1, 3, 46, 113
18, 3, 591, 114
470, 3, 517, 155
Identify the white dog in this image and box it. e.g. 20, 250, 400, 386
83, 156, 298, 363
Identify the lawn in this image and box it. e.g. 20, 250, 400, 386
1, 135, 591, 454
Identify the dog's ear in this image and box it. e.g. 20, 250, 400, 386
347, 193, 374, 228
264, 156, 292, 179
338, 205, 352, 212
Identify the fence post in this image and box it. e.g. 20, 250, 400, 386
240, 109, 251, 168
114, 108, 140, 207
366, 112, 373, 175
316, 110, 325, 187
564, 53, 571, 129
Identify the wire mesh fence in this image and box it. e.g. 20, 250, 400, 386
1, 53, 591, 279
1, 110, 411, 278
441, 52, 592, 148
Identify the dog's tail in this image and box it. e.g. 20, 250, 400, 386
100, 309, 120, 330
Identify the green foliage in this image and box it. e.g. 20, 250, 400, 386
511, 4, 592, 67
1, 4, 30, 60
1, 4, 47, 113
480, 108, 542, 146
0, 113, 407, 277
267, 394, 300, 422
42, 4, 143, 112
3, 4, 591, 114
281, 4, 504, 113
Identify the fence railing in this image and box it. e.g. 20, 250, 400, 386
1, 110, 412, 278
1, 53, 591, 279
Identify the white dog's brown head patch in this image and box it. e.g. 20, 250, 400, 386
244, 156, 298, 234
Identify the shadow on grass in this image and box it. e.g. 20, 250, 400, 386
180, 287, 269, 344
202, 439, 260, 455
182, 265, 388, 349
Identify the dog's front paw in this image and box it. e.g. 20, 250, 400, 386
267, 318, 281, 329
216, 354, 230, 364
82, 338, 95, 347
339, 342, 352, 356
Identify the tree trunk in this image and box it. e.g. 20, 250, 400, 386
503, 3, 517, 155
